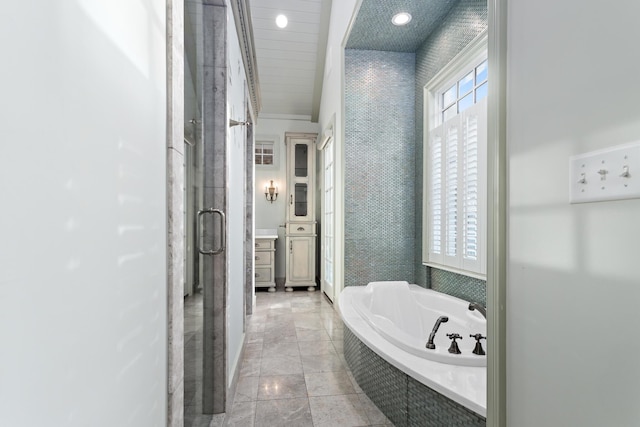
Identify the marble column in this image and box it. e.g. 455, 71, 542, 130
202, 1, 228, 415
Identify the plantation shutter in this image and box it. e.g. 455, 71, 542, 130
428, 127, 443, 265
428, 97, 487, 275
444, 120, 460, 268
461, 98, 487, 274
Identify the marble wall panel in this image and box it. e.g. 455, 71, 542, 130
202, 2, 228, 414
166, 0, 185, 424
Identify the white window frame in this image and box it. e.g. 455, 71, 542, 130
423, 31, 488, 279
255, 135, 278, 167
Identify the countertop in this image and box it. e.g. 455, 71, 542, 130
255, 228, 278, 239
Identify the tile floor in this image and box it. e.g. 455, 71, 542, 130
225, 288, 394, 427
183, 288, 394, 426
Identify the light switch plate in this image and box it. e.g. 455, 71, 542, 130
570, 141, 640, 204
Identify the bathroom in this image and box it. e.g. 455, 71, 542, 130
3, 0, 640, 426
252, 0, 640, 425
251, 1, 489, 424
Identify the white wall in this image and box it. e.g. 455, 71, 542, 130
0, 2, 167, 426
254, 118, 320, 278
507, 1, 640, 425
227, 6, 250, 386
317, 0, 360, 298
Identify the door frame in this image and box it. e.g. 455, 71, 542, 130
318, 116, 336, 301
333, 0, 509, 425
486, 0, 508, 425
167, 0, 508, 423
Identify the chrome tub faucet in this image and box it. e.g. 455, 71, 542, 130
468, 302, 486, 319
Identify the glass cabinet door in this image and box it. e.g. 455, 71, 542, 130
294, 144, 308, 177
286, 136, 315, 221
294, 183, 307, 217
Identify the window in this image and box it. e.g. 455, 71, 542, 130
440, 60, 488, 124
424, 37, 487, 278
255, 140, 274, 165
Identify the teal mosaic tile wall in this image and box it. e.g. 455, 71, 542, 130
430, 268, 487, 307
342, 1, 489, 306
344, 49, 416, 288
415, 0, 488, 306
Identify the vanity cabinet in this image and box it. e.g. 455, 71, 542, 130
286, 236, 315, 285
284, 132, 317, 292
255, 236, 276, 292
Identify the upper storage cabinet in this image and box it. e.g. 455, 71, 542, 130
294, 143, 308, 177
285, 132, 317, 221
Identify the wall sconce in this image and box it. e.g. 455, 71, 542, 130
265, 180, 278, 203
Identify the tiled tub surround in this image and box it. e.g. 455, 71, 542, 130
429, 268, 487, 308
339, 285, 486, 425
344, 327, 485, 427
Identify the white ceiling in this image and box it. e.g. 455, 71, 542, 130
248, 0, 330, 120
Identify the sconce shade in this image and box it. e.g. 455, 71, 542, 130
265, 180, 278, 203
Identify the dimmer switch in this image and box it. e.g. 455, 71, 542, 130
570, 141, 640, 203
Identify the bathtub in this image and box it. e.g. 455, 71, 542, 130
338, 281, 487, 417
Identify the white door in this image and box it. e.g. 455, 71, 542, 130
321, 138, 335, 301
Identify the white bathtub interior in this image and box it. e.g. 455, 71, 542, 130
338, 281, 487, 417
353, 281, 486, 367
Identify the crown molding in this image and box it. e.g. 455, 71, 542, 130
229, 0, 261, 115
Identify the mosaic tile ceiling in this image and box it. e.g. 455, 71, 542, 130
347, 0, 460, 52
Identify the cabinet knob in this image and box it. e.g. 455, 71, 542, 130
297, 227, 305, 231
255, 255, 260, 260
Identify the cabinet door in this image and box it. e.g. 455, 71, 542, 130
293, 183, 308, 217
293, 142, 309, 178
287, 139, 315, 221
287, 236, 315, 282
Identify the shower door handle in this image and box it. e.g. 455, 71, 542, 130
197, 208, 226, 255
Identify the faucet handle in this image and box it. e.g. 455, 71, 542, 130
470, 333, 486, 356
446, 333, 463, 354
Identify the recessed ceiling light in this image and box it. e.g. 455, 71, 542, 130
392, 12, 412, 26
276, 14, 288, 28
